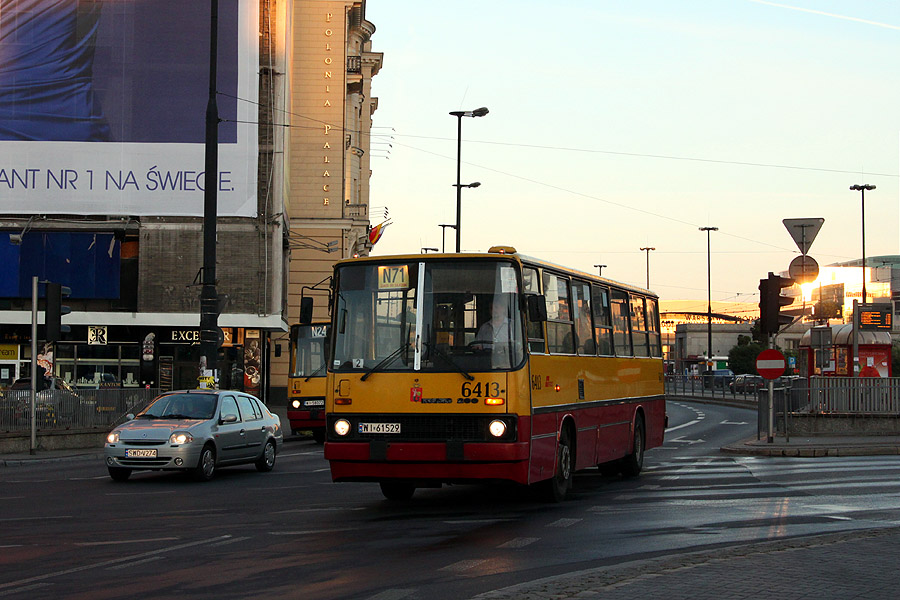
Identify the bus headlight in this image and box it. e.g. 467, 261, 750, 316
488, 420, 507, 438
291, 400, 301, 409
334, 419, 351, 436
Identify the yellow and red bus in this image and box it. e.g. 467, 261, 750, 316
324, 246, 666, 501
287, 322, 329, 444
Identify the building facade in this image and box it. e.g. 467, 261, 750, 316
0, 1, 292, 398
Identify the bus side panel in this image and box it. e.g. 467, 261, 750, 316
528, 411, 559, 485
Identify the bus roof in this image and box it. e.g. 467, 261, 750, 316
335, 248, 657, 299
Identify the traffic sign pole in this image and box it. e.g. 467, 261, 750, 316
757, 347, 786, 444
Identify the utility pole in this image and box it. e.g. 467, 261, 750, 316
199, 0, 221, 385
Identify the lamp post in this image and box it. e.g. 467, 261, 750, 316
594, 264, 607, 277
639, 247, 655, 289
438, 224, 455, 254
450, 107, 489, 252
850, 184, 875, 304
699, 227, 718, 366
421, 247, 438, 254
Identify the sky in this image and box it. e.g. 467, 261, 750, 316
362, 0, 900, 312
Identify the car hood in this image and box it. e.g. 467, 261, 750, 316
116, 419, 206, 441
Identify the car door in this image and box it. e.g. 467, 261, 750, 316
215, 394, 247, 463
236, 395, 265, 460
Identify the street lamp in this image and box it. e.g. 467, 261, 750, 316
639, 247, 655, 289
594, 264, 607, 276
450, 107, 489, 252
438, 224, 455, 253
850, 184, 876, 304
421, 247, 439, 254
699, 227, 718, 366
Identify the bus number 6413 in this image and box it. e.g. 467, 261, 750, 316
461, 381, 501, 397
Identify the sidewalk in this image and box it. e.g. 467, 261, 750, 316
721, 434, 900, 457
475, 526, 900, 599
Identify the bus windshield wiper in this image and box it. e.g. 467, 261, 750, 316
304, 363, 327, 382
360, 343, 408, 381
424, 341, 474, 381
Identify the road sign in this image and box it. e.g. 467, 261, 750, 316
756, 349, 786, 380
783, 218, 824, 255
788, 255, 819, 284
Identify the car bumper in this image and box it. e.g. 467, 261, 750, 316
104, 444, 203, 471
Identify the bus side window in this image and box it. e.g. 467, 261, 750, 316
524, 267, 545, 353
610, 289, 632, 357
572, 281, 595, 355
543, 271, 575, 354
646, 297, 662, 357
630, 296, 650, 357
592, 285, 613, 356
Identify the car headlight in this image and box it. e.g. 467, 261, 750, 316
488, 420, 507, 438
168, 432, 194, 445
106, 432, 119, 444
334, 419, 350, 436
291, 399, 301, 409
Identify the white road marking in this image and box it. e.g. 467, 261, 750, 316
0, 583, 53, 597
497, 537, 539, 548
365, 589, 417, 600
269, 528, 355, 535
665, 419, 701, 433
0, 535, 231, 592
547, 518, 582, 528
76, 537, 179, 547
104, 491, 176, 497
0, 515, 71, 523
440, 559, 487, 572
210, 536, 251, 547
106, 556, 165, 570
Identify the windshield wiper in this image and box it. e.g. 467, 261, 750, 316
304, 363, 327, 382
424, 341, 474, 381
161, 413, 191, 419
361, 343, 408, 381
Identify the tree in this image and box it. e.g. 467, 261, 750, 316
728, 340, 766, 375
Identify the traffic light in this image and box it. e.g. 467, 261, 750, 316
758, 272, 794, 336
46, 282, 71, 342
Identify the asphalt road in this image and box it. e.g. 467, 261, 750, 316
4, 401, 900, 599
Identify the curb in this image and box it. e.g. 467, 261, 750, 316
0, 451, 104, 467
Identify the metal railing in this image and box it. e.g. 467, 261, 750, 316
664, 374, 754, 400
806, 377, 900, 414
0, 388, 161, 434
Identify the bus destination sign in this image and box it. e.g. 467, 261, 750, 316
858, 304, 892, 331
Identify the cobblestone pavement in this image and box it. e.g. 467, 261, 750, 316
474, 527, 900, 599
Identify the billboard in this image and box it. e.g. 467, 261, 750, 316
0, 0, 259, 217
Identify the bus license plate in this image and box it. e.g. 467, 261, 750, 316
358, 423, 400, 434
304, 400, 325, 407
125, 448, 157, 458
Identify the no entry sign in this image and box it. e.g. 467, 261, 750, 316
756, 349, 786, 380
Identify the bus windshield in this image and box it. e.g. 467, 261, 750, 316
332, 259, 525, 373
291, 324, 329, 378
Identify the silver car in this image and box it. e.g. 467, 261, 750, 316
104, 390, 283, 481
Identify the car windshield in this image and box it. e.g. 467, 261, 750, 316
332, 259, 525, 374
138, 394, 217, 420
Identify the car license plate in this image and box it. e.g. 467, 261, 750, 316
304, 400, 325, 407
358, 422, 400, 434
125, 448, 158, 458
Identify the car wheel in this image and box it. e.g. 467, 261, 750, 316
542, 426, 573, 502
193, 444, 217, 481
255, 440, 277, 472
108, 467, 131, 482
621, 414, 645, 477
379, 480, 416, 501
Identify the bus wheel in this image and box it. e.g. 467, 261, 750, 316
380, 480, 416, 501
312, 428, 326, 444
543, 427, 573, 502
621, 414, 645, 477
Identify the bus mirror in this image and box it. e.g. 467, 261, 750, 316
299, 297, 314, 324
527, 295, 547, 322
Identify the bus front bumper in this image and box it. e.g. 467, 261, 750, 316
324, 441, 531, 485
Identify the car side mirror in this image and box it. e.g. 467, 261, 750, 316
527, 294, 547, 322
125, 413, 135, 421
220, 414, 238, 424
